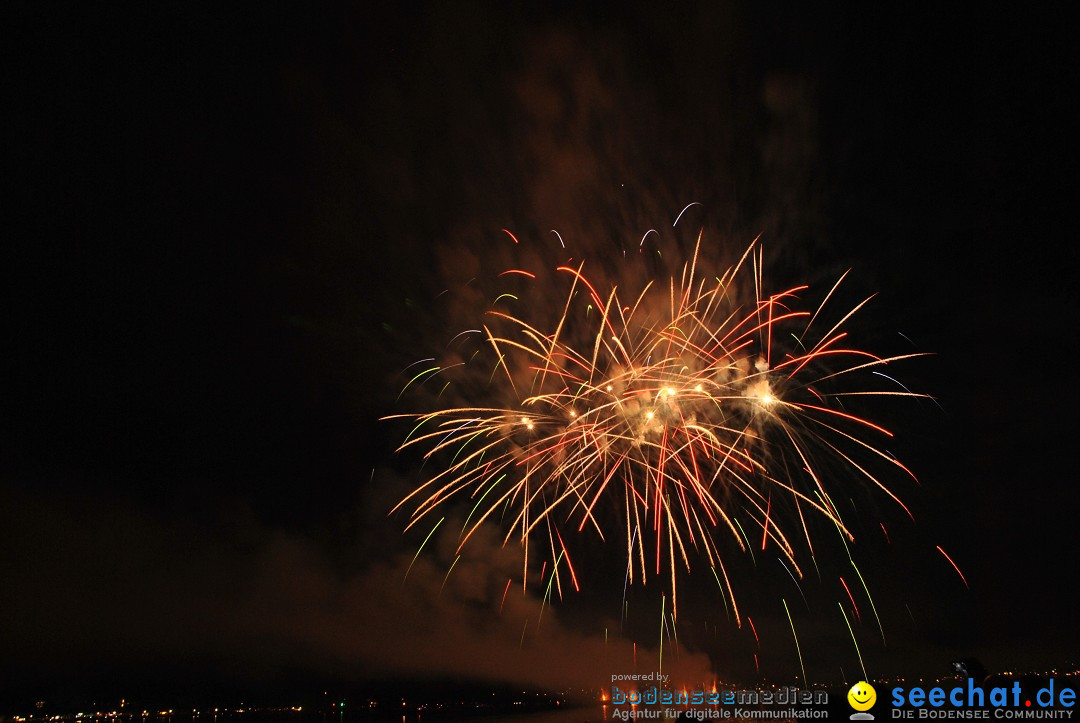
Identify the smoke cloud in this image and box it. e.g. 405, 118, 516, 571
0, 481, 711, 693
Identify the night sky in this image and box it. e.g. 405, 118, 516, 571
5, 1, 1078, 706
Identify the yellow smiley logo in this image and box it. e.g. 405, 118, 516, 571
848, 681, 877, 711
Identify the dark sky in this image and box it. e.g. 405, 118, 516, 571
4, 1, 1078, 705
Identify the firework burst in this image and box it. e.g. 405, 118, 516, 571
388, 231, 927, 620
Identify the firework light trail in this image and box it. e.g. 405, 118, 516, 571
388, 228, 929, 625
